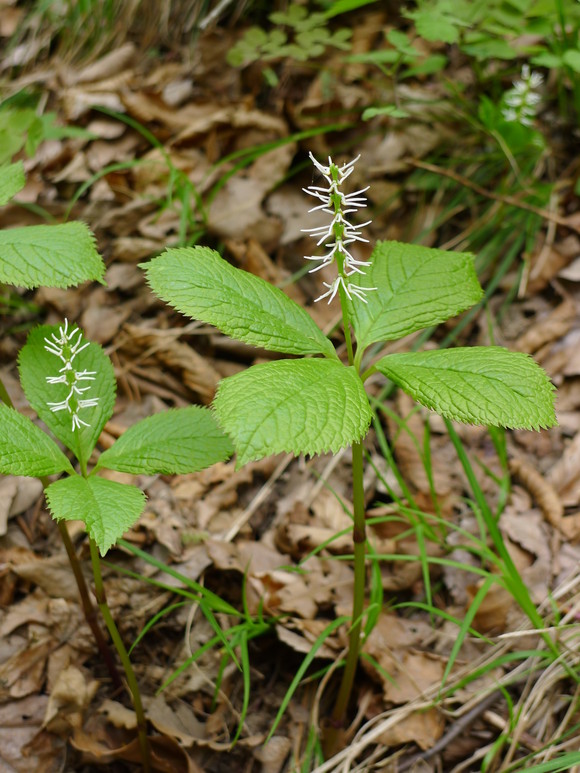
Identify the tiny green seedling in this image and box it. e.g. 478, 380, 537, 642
142, 152, 556, 734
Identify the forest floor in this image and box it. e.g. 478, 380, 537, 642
1, 2, 580, 772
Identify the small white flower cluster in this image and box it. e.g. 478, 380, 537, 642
44, 319, 99, 431
502, 64, 543, 127
303, 152, 375, 304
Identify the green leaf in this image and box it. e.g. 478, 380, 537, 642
45, 474, 146, 555
461, 36, 517, 60
142, 247, 336, 358
18, 324, 116, 466
0, 221, 106, 288
0, 403, 74, 476
324, 0, 379, 18
530, 51, 562, 68
374, 347, 556, 430
413, 12, 460, 44
95, 406, 233, 474
402, 53, 448, 78
0, 161, 25, 206
214, 358, 372, 466
349, 241, 483, 350
563, 48, 580, 73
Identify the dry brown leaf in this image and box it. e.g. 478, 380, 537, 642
81, 289, 133, 344
374, 707, 445, 751
146, 695, 206, 747
0, 640, 52, 700
72, 725, 203, 772
122, 323, 222, 404
11, 553, 82, 600
111, 235, 165, 262
275, 620, 340, 659
527, 234, 580, 294
514, 298, 576, 355
383, 650, 447, 704
467, 580, 513, 633
60, 87, 125, 122
254, 735, 292, 773
43, 666, 99, 735
194, 457, 278, 530
548, 430, 580, 503
98, 699, 137, 730
0, 476, 42, 537
0, 592, 49, 638
72, 42, 136, 84
0, 6, 22, 37
509, 458, 564, 531
0, 695, 53, 773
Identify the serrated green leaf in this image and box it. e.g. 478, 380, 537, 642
142, 247, 336, 358
374, 347, 556, 430
0, 221, 106, 288
18, 324, 116, 466
0, 161, 25, 206
45, 474, 146, 555
0, 403, 74, 476
214, 359, 371, 466
349, 241, 483, 349
95, 406, 233, 474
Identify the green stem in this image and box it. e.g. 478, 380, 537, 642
57, 518, 123, 690
89, 539, 151, 772
330, 440, 366, 727
338, 285, 354, 366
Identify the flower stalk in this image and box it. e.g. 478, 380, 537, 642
304, 154, 373, 746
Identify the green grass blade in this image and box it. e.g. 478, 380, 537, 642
266, 615, 350, 741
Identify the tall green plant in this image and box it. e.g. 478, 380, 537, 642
142, 153, 556, 742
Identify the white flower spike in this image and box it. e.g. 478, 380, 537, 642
502, 64, 543, 127
44, 319, 99, 431
303, 152, 376, 304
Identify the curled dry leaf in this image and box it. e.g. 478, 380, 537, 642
514, 298, 576, 355
509, 458, 564, 532
43, 666, 99, 735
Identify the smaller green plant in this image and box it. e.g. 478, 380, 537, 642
0, 319, 233, 771
227, 3, 351, 71
2, 319, 232, 553
0, 100, 94, 167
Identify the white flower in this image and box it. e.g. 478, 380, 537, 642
502, 64, 543, 127
303, 153, 376, 304
44, 319, 99, 431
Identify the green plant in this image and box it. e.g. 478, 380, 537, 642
0, 98, 94, 166
227, 3, 352, 83
141, 153, 556, 748
401, 0, 580, 118
0, 319, 233, 769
